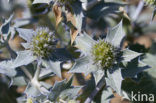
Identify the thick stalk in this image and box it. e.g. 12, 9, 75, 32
84, 76, 106, 103
132, 0, 144, 21
21, 66, 33, 80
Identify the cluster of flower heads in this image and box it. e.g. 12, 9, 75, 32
144, 0, 156, 5
30, 27, 57, 58
91, 40, 116, 70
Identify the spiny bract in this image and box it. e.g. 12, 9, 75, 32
144, 0, 156, 5
91, 40, 115, 70
31, 28, 57, 57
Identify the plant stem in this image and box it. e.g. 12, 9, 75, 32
21, 66, 33, 80
132, 0, 144, 21
84, 76, 106, 103
31, 62, 50, 94
33, 62, 41, 80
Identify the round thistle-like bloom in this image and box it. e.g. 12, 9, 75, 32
30, 28, 57, 58
91, 40, 115, 70
144, 0, 156, 5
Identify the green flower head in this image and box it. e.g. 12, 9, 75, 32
91, 40, 115, 70
31, 27, 57, 58
144, 0, 156, 5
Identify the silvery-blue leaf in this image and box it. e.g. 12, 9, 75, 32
107, 67, 123, 95
93, 69, 104, 85
16, 28, 34, 42
104, 0, 126, 3
14, 50, 36, 68
39, 68, 55, 80
70, 1, 84, 32
12, 76, 27, 86
35, 94, 49, 103
40, 81, 52, 90
143, 53, 156, 78
0, 14, 14, 35
122, 49, 142, 62
0, 60, 16, 77
0, 60, 14, 69
0, 67, 16, 77
69, 56, 97, 75
48, 80, 66, 101
14, 18, 36, 28
42, 59, 62, 78
86, 1, 123, 20
122, 91, 129, 100
75, 32, 95, 54
59, 86, 82, 100
21, 43, 31, 49
122, 60, 150, 78
79, 0, 88, 3
25, 83, 41, 97
101, 86, 114, 103
106, 20, 125, 48
48, 77, 73, 101
32, 0, 52, 4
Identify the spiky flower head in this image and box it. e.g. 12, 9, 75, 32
144, 0, 156, 5
30, 27, 57, 58
91, 40, 116, 70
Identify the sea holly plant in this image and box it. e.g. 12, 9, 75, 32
0, 0, 155, 103
15, 27, 72, 78
0, 26, 80, 102
69, 21, 150, 102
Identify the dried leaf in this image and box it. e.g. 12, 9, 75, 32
66, 11, 76, 27
66, 11, 79, 44
119, 7, 130, 21
71, 27, 78, 45
53, 5, 62, 27
8, 35, 25, 51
